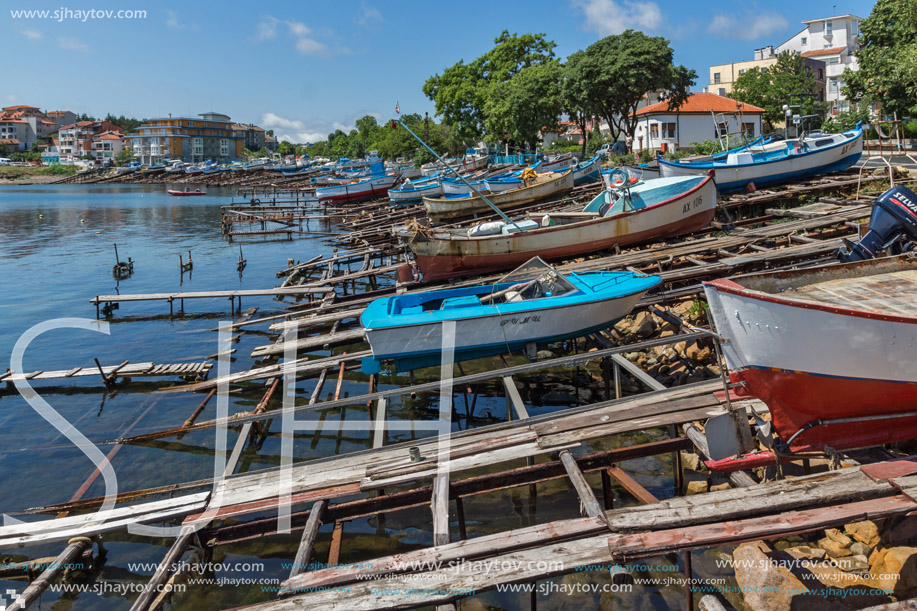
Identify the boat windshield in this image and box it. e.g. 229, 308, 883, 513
483, 257, 578, 304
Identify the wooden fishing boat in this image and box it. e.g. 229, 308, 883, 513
167, 189, 206, 196
572, 155, 602, 185
405, 174, 715, 281
658, 129, 863, 192
423, 170, 574, 222
315, 174, 398, 204
360, 257, 660, 373
387, 178, 443, 204
541, 153, 575, 172
704, 254, 917, 454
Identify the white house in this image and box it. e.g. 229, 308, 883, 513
632, 93, 765, 152
776, 14, 862, 113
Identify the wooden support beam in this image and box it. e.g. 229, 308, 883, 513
130, 530, 194, 611
606, 465, 659, 505
327, 521, 344, 566
432, 473, 450, 547
6, 537, 93, 611
559, 450, 604, 520
502, 376, 529, 420
289, 500, 327, 580
373, 398, 387, 449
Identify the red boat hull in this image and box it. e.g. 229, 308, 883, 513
732, 368, 917, 453
168, 190, 206, 196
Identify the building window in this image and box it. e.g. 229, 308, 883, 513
853, 20, 859, 36
188, 121, 195, 127
742, 122, 755, 137
829, 78, 838, 94
818, 69, 824, 80
220, 139, 229, 156
801, 37, 808, 45
713, 72, 721, 84
718, 88, 726, 96
663, 123, 676, 139
825, 20, 833, 36
738, 68, 747, 75
826, 57, 840, 65
649, 124, 659, 138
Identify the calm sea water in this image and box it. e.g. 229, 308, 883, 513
0, 184, 734, 610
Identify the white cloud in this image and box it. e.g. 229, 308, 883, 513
707, 12, 788, 40
256, 16, 278, 40
166, 10, 199, 31
58, 37, 89, 52
286, 20, 311, 37
295, 37, 329, 56
20, 28, 42, 41
260, 113, 358, 144
355, 3, 382, 28
254, 16, 332, 57
572, 0, 662, 35
5, 94, 19, 104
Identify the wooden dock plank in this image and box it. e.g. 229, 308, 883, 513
90, 287, 331, 304
6, 362, 209, 382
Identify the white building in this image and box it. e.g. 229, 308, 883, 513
776, 14, 862, 113
632, 93, 764, 152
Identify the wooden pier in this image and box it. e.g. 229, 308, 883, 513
91, 287, 332, 317
0, 360, 211, 386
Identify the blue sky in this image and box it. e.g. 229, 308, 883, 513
2, 0, 876, 143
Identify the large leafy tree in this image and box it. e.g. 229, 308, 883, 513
484, 61, 563, 151
566, 30, 696, 143
423, 31, 556, 143
844, 0, 917, 117
562, 50, 596, 157
732, 51, 823, 131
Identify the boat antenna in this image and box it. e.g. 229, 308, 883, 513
395, 118, 522, 231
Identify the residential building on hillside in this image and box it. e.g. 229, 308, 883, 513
776, 14, 862, 113
264, 134, 278, 152
59, 120, 123, 160
231, 123, 266, 150
91, 132, 125, 164
46, 110, 78, 129
632, 93, 764, 151
125, 112, 244, 165
709, 55, 826, 102
0, 105, 67, 150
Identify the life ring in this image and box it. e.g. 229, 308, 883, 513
609, 169, 628, 188
251, 198, 261, 204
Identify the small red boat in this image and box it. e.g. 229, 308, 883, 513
168, 189, 206, 196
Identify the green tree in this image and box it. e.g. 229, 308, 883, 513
277, 140, 296, 156
731, 51, 824, 131
562, 50, 597, 158
484, 61, 563, 151
114, 149, 133, 166
567, 30, 695, 143
844, 0, 917, 117
423, 30, 556, 142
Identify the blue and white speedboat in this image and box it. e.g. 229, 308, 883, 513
658, 129, 863, 193
571, 155, 602, 185
360, 257, 660, 372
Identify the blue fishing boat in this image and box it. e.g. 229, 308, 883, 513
658, 129, 863, 192
571, 155, 602, 185
360, 257, 660, 373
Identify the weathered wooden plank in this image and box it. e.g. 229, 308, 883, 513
281, 516, 605, 592
289, 500, 326, 580
256, 534, 613, 610
606, 465, 659, 505
502, 376, 529, 420
90, 287, 331, 304
607, 495, 917, 560
559, 450, 604, 519
603, 468, 894, 533
129, 529, 194, 611
251, 329, 366, 358
269, 308, 366, 332
432, 473, 450, 547
373, 398, 387, 449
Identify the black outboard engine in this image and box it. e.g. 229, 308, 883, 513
838, 185, 917, 262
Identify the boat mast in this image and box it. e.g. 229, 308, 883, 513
396, 118, 522, 230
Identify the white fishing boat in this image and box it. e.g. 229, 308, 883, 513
658, 129, 863, 192
315, 174, 398, 204
423, 170, 574, 222
388, 177, 444, 204
405, 173, 716, 281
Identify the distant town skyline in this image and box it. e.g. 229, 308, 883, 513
2, 0, 877, 143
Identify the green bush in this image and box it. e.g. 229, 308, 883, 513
690, 140, 723, 155
35, 165, 77, 176
638, 149, 653, 163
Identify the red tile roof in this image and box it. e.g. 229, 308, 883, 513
98, 133, 123, 140
801, 46, 845, 58
1, 105, 39, 111
0, 138, 21, 145
635, 92, 765, 116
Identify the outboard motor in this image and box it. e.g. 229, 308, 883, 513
838, 185, 917, 262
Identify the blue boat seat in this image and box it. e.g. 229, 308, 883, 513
440, 295, 484, 310
401, 305, 424, 315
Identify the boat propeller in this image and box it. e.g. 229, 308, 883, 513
837, 185, 917, 262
